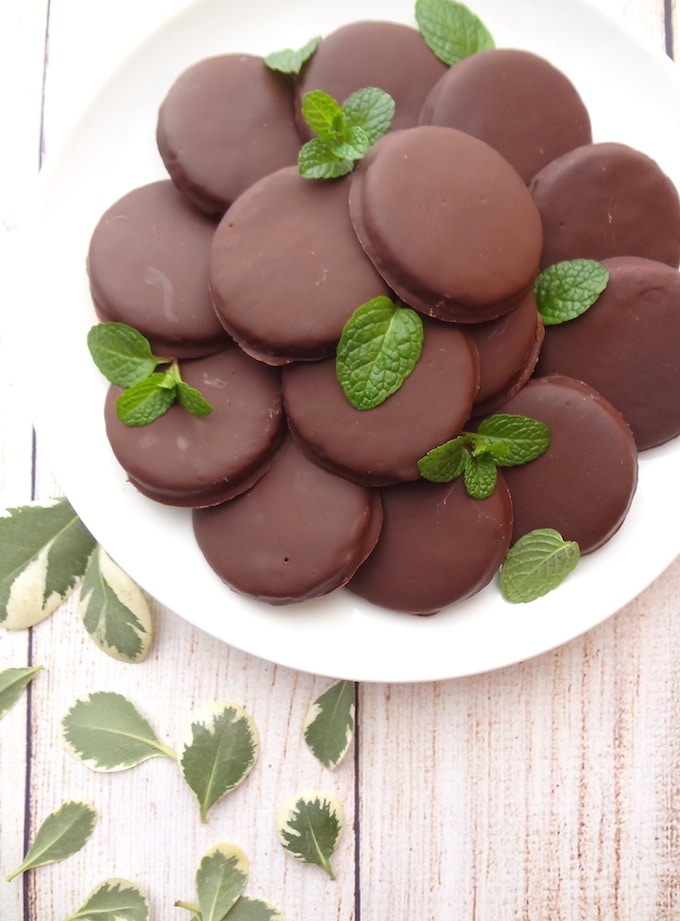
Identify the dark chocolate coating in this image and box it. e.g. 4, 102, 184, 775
536, 256, 680, 450
87, 180, 231, 359
468, 289, 544, 417
349, 126, 543, 322
497, 376, 638, 554
282, 317, 479, 485
209, 167, 391, 364
296, 21, 447, 139
529, 142, 680, 269
193, 435, 383, 604
348, 475, 513, 615
156, 54, 301, 216
419, 48, 592, 184
104, 348, 284, 507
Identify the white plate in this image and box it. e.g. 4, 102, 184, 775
22, 0, 680, 682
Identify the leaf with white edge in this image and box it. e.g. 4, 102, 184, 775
499, 528, 580, 603
61, 691, 176, 772
178, 701, 259, 822
276, 790, 344, 879
304, 680, 355, 770
228, 896, 289, 921
0, 666, 42, 720
63, 878, 149, 921
0, 498, 97, 629
6, 800, 96, 881
415, 0, 494, 65
264, 36, 321, 75
196, 843, 249, 921
79, 546, 152, 663
534, 258, 609, 325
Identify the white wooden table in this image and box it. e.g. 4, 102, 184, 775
2, 1, 680, 918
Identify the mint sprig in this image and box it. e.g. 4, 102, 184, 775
336, 296, 424, 410
415, 0, 495, 66
499, 528, 580, 603
87, 322, 213, 426
534, 259, 609, 325
418, 414, 551, 498
264, 35, 321, 75
298, 87, 395, 179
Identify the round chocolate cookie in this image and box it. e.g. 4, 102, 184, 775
496, 375, 638, 554
104, 347, 284, 507
209, 167, 391, 364
156, 54, 301, 217
536, 256, 680, 450
529, 142, 680, 269
296, 21, 447, 140
87, 180, 231, 359
349, 126, 543, 322
347, 475, 513, 615
282, 317, 479, 486
419, 48, 592, 184
468, 289, 544, 417
192, 435, 383, 605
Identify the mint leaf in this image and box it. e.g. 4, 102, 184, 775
301, 90, 345, 144
264, 35, 321, 75
342, 86, 396, 145
87, 323, 165, 387
336, 297, 424, 410
415, 0, 495, 65
534, 259, 609, 325
176, 381, 213, 417
330, 124, 370, 161
474, 414, 551, 467
463, 451, 498, 499
499, 528, 580, 603
417, 436, 468, 483
115, 373, 176, 426
298, 139, 354, 180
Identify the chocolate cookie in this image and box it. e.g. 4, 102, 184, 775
192, 435, 383, 604
347, 475, 513, 615
536, 256, 680, 450
496, 376, 638, 553
282, 317, 479, 486
104, 347, 284, 507
156, 54, 301, 216
87, 180, 231, 359
296, 21, 447, 139
529, 142, 680, 269
419, 48, 592, 184
349, 126, 543, 322
209, 167, 391, 364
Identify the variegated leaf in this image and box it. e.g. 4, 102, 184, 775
63, 878, 149, 921
0, 665, 42, 719
276, 790, 344, 879
0, 498, 96, 629
303, 680, 355, 769
79, 546, 153, 663
196, 843, 248, 921
5, 800, 97, 881
228, 896, 289, 920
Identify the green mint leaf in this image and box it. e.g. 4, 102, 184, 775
499, 528, 580, 603
298, 139, 353, 179
178, 701, 259, 822
473, 414, 551, 467
303, 680, 355, 770
0, 666, 43, 720
463, 451, 498, 499
342, 86, 396, 145
227, 896, 289, 921
6, 800, 96, 881
79, 546, 153, 663
87, 322, 164, 387
61, 691, 176, 771
330, 124, 370, 161
336, 296, 424, 410
176, 381, 214, 417
264, 35, 321, 74
195, 844, 249, 921
301, 90, 345, 144
417, 436, 468, 483
415, 0, 495, 65
0, 497, 97, 629
115, 373, 176, 426
63, 878, 150, 921
276, 790, 344, 880
534, 259, 609, 325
